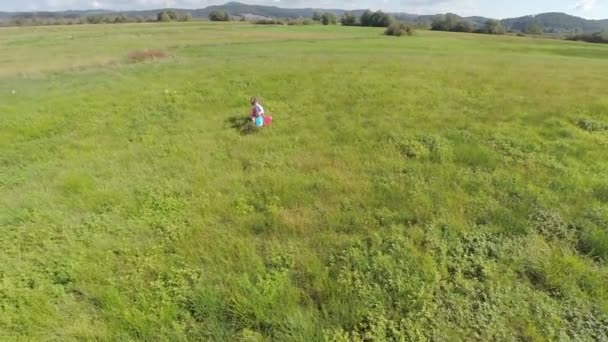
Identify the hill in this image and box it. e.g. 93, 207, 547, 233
192, 2, 350, 19
0, 2, 359, 22
0, 2, 607, 33
502, 12, 608, 33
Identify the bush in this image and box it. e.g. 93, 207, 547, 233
576, 208, 608, 261
528, 208, 573, 242
399, 138, 430, 159
254, 19, 284, 25
128, 50, 168, 62
397, 134, 452, 162
384, 23, 414, 37
578, 224, 608, 261
577, 118, 608, 132
286, 18, 315, 26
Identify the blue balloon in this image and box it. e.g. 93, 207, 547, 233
255, 116, 264, 127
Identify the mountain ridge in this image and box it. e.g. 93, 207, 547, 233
1, 2, 607, 32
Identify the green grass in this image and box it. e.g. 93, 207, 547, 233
1, 22, 608, 340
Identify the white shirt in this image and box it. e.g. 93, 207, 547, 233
252, 103, 264, 117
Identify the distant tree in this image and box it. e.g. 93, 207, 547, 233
453, 20, 473, 32
383, 14, 396, 27
525, 20, 544, 34
385, 22, 414, 36
86, 15, 102, 24
312, 11, 322, 22
360, 10, 393, 27
179, 13, 193, 22
445, 13, 463, 30
158, 12, 172, 22
567, 31, 608, 44
415, 19, 432, 30
113, 14, 129, 24
571, 27, 584, 35
432, 13, 479, 33
209, 10, 230, 21
370, 10, 393, 27
341, 12, 358, 26
360, 10, 373, 26
254, 19, 284, 25
484, 19, 505, 34
166, 10, 179, 21
321, 12, 337, 25
431, 15, 449, 31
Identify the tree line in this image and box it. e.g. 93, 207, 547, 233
430, 14, 506, 35
567, 31, 608, 44
1, 11, 192, 27
4, 8, 606, 44
341, 10, 395, 27
208, 10, 339, 25
208, 9, 394, 27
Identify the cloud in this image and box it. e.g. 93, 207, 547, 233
0, 0, 599, 18
575, 0, 597, 10
1, 0, 478, 13
397, 0, 478, 15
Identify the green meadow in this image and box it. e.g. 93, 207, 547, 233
1, 22, 608, 340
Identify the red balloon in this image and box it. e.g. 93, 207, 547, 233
263, 116, 273, 126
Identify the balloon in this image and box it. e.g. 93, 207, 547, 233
263, 116, 273, 126
255, 116, 264, 127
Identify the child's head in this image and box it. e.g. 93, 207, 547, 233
250, 97, 258, 105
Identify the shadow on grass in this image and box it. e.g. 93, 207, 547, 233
226, 115, 259, 136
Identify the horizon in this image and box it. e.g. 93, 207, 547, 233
0, 1, 606, 20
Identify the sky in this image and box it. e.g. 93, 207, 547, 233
1, 0, 607, 19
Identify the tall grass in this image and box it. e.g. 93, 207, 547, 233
1, 22, 608, 340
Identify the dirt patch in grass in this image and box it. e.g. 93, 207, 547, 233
127, 49, 169, 63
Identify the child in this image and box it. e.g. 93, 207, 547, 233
250, 97, 265, 123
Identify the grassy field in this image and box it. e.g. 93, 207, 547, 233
1, 22, 608, 340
